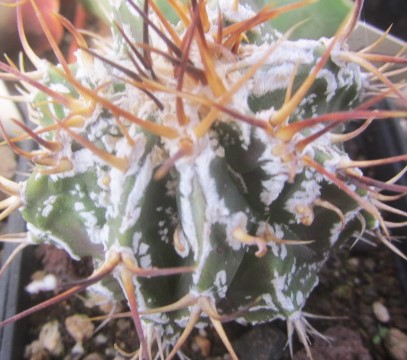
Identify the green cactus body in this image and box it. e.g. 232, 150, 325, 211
1, 0, 405, 358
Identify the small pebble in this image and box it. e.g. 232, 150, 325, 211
385, 328, 407, 360
94, 333, 108, 345
113, 356, 126, 360
71, 342, 84, 356
83, 292, 117, 314
372, 301, 390, 323
65, 314, 95, 343
39, 321, 64, 356
108, 348, 121, 357
347, 257, 359, 271
333, 284, 352, 300
25, 341, 50, 360
364, 258, 376, 272
83, 353, 104, 360
193, 335, 211, 357
117, 318, 131, 331
25, 272, 57, 294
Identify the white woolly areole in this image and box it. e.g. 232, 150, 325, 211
41, 195, 57, 218
317, 69, 338, 102
214, 270, 228, 298
285, 171, 322, 224
53, 148, 101, 178
107, 135, 147, 219
226, 212, 251, 251
176, 159, 196, 258
74, 204, 101, 244
216, 0, 256, 22
247, 39, 320, 97
252, 128, 291, 207
272, 270, 295, 313
118, 153, 154, 234
296, 291, 305, 308
257, 222, 288, 259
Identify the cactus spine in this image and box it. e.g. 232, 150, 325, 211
0, 0, 406, 358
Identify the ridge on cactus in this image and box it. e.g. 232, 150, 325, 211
0, 0, 406, 359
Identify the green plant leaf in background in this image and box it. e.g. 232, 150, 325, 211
80, 0, 183, 24
154, 0, 183, 24
80, 0, 111, 23
80, 0, 352, 40
250, 0, 353, 39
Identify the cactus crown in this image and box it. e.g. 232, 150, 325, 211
0, 0, 406, 359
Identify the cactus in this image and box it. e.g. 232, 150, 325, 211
0, 0, 406, 358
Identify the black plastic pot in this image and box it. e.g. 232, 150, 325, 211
0, 127, 37, 360
0, 217, 34, 360
0, 150, 35, 360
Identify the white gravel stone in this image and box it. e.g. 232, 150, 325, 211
385, 328, 407, 360
65, 314, 95, 343
372, 301, 390, 323
39, 320, 64, 356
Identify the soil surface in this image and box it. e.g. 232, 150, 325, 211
17, 237, 407, 360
